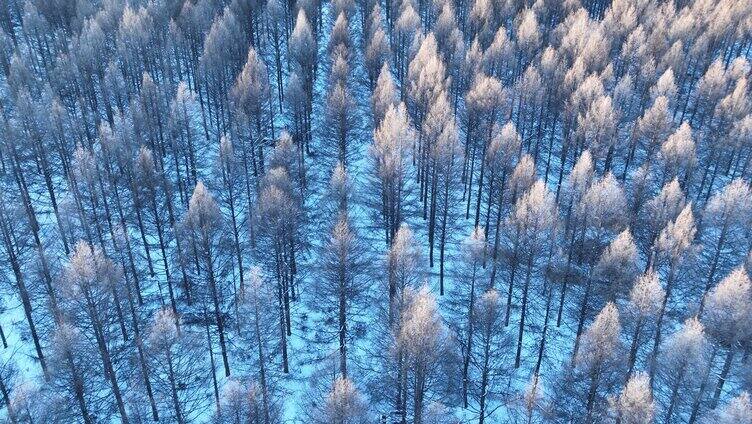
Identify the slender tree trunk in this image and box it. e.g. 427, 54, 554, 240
276, 250, 289, 373
688, 347, 718, 424
204, 305, 221, 413
253, 296, 271, 424
65, 350, 93, 424
698, 224, 727, 315
439, 179, 450, 293
516, 256, 533, 368
88, 299, 129, 424
504, 236, 520, 326
338, 264, 348, 377
462, 265, 477, 408
206, 248, 231, 376
123, 268, 159, 421
584, 370, 600, 424
478, 323, 492, 424
166, 350, 184, 424
0, 365, 17, 424
664, 364, 686, 424
711, 347, 735, 409
626, 319, 644, 382
573, 273, 594, 360
650, 265, 675, 381
535, 284, 553, 375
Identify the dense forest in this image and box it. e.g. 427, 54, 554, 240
0, 0, 750, 422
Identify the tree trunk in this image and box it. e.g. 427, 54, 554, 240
711, 347, 735, 409
338, 265, 348, 377
166, 350, 184, 424
88, 299, 129, 424
626, 319, 643, 382
516, 257, 533, 368
584, 370, 600, 424
665, 365, 686, 423
253, 297, 271, 424
0, 368, 17, 424
462, 265, 477, 407
688, 347, 718, 424
573, 273, 594, 360
205, 240, 231, 376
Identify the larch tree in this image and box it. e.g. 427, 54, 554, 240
147, 308, 210, 424
557, 150, 595, 325
568, 302, 623, 423
214, 136, 246, 293
610, 372, 655, 424
473, 289, 511, 424
371, 63, 398, 127
577, 95, 616, 170
179, 182, 232, 377
701, 268, 752, 410
592, 229, 639, 304
198, 8, 245, 135
48, 323, 94, 424
451, 226, 487, 407
371, 103, 416, 245
624, 270, 664, 380
640, 178, 686, 263
324, 53, 357, 167
396, 286, 451, 424
408, 32, 449, 201
486, 122, 523, 288
385, 223, 424, 325
168, 82, 205, 202
571, 173, 628, 356
423, 88, 459, 278
289, 9, 317, 150
364, 6, 390, 89
623, 95, 672, 178
265, 0, 286, 110
463, 74, 505, 226
657, 317, 710, 423
254, 157, 302, 373
699, 178, 752, 313
60, 242, 130, 423
651, 203, 697, 377
236, 267, 283, 424
134, 146, 180, 314
230, 45, 271, 189
216, 378, 264, 423
393, 1, 420, 99
316, 214, 368, 377
312, 377, 370, 424
659, 122, 696, 188
707, 391, 752, 424
503, 180, 558, 368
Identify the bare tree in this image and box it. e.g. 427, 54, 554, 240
396, 286, 451, 424
60, 242, 130, 423
502, 180, 558, 368
701, 268, 752, 410
312, 377, 370, 424
147, 308, 210, 423
179, 182, 232, 377
656, 317, 710, 423
371, 103, 416, 245
624, 270, 664, 381
315, 214, 368, 377
610, 372, 655, 424
236, 267, 283, 424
